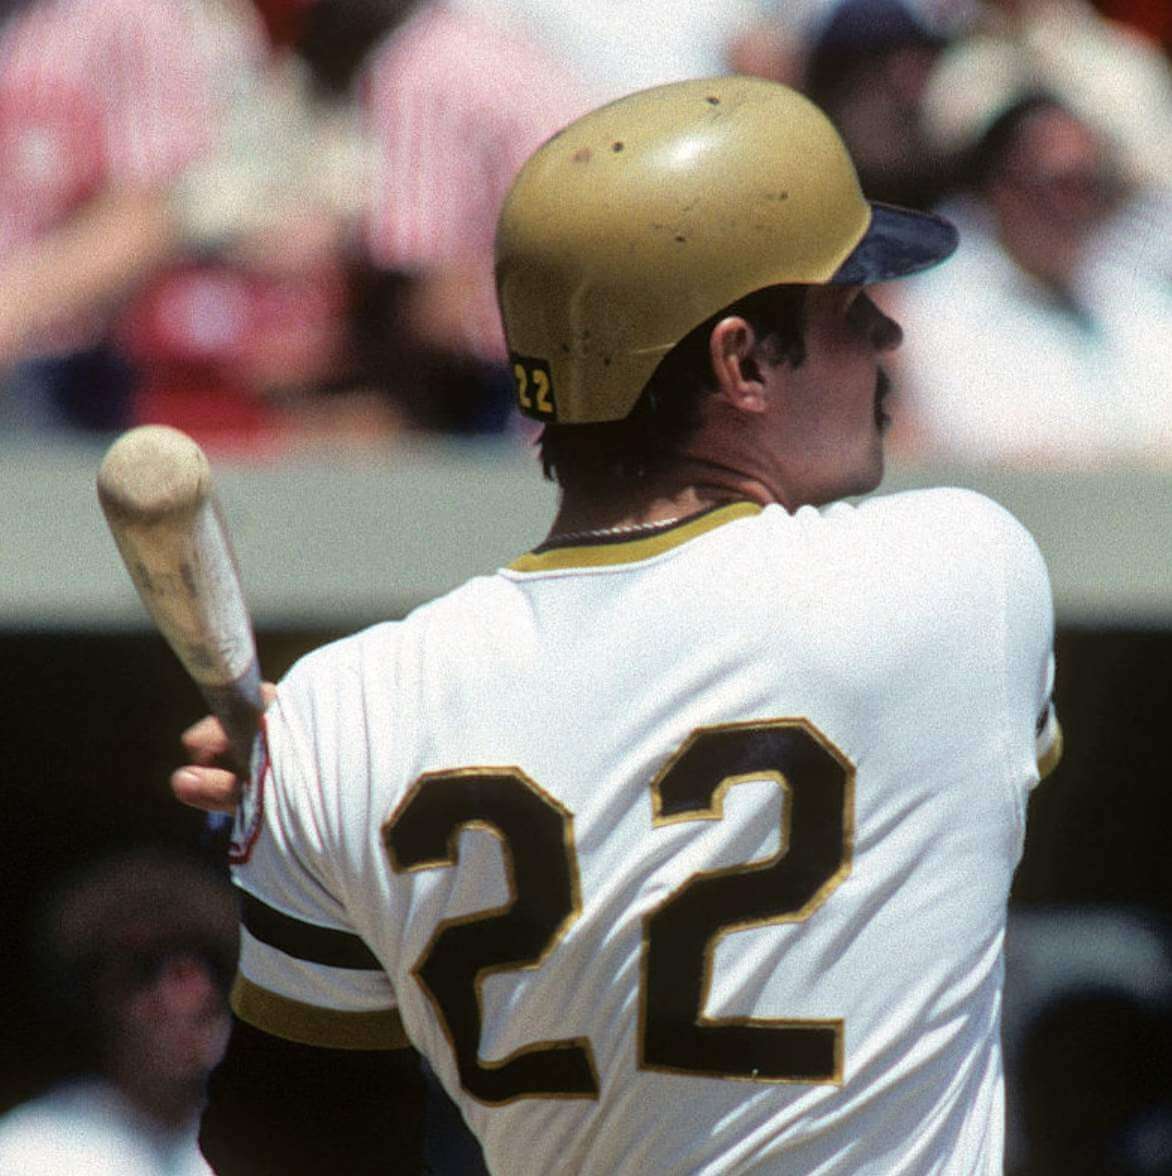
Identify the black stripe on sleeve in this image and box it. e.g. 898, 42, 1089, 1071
241, 892, 382, 970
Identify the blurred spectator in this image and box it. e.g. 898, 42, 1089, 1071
453, 0, 760, 105
1002, 908, 1172, 1174
1094, 0, 1171, 51
926, 0, 1171, 189
727, 1, 969, 207
1016, 992, 1172, 1174
889, 85, 1172, 464
0, 0, 377, 455
119, 43, 372, 457
0, 0, 267, 431
726, 0, 839, 84
799, 0, 957, 209
250, 0, 317, 49
296, 0, 589, 435
0, 849, 237, 1176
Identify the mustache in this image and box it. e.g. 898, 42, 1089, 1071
874, 368, 893, 430
875, 368, 892, 402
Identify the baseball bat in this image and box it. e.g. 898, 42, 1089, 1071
97, 425, 263, 776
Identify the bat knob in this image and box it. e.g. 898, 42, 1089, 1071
97, 425, 212, 522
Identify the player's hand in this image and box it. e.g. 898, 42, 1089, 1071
171, 683, 277, 814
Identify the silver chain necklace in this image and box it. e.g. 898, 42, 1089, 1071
549, 516, 684, 544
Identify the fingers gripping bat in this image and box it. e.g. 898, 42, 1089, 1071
97, 425, 263, 776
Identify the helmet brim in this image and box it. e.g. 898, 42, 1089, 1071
830, 202, 958, 284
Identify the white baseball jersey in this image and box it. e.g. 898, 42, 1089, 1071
230, 489, 1060, 1175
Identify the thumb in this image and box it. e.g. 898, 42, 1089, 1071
172, 765, 242, 814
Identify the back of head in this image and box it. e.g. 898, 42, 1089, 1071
494, 76, 956, 431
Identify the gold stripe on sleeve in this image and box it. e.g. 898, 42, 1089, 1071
231, 975, 410, 1051
1037, 720, 1064, 781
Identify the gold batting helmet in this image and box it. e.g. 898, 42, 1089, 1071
495, 75, 957, 425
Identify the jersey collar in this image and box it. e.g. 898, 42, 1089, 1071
508, 501, 763, 572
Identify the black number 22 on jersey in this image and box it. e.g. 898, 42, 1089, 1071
382, 718, 854, 1105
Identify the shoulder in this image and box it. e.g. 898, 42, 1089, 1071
279, 573, 518, 695
856, 486, 1040, 552
865, 490, 1054, 644
805, 488, 1050, 604
762, 488, 1039, 559
276, 630, 368, 712
856, 484, 1010, 521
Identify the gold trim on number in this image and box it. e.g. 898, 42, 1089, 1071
640, 717, 855, 1085
382, 766, 599, 1104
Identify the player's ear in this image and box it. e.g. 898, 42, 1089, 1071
709, 316, 767, 413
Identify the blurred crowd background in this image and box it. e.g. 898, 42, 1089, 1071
0, 1, 1169, 1173
0, 0, 1168, 463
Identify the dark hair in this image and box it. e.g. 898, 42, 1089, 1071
962, 91, 1067, 193
804, 0, 946, 110
538, 285, 809, 491
297, 0, 421, 97
32, 848, 239, 1065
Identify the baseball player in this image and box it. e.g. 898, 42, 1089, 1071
175, 77, 1061, 1174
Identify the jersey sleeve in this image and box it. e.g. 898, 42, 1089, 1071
228, 671, 408, 1053
996, 500, 1063, 791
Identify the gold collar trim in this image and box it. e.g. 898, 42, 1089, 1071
508, 501, 763, 572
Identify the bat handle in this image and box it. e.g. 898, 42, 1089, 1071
197, 658, 265, 843
199, 655, 265, 779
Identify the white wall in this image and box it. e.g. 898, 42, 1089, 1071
2, 437, 1168, 630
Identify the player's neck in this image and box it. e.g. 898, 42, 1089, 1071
546, 463, 780, 543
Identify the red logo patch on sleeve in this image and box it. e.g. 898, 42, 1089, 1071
228, 716, 270, 865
